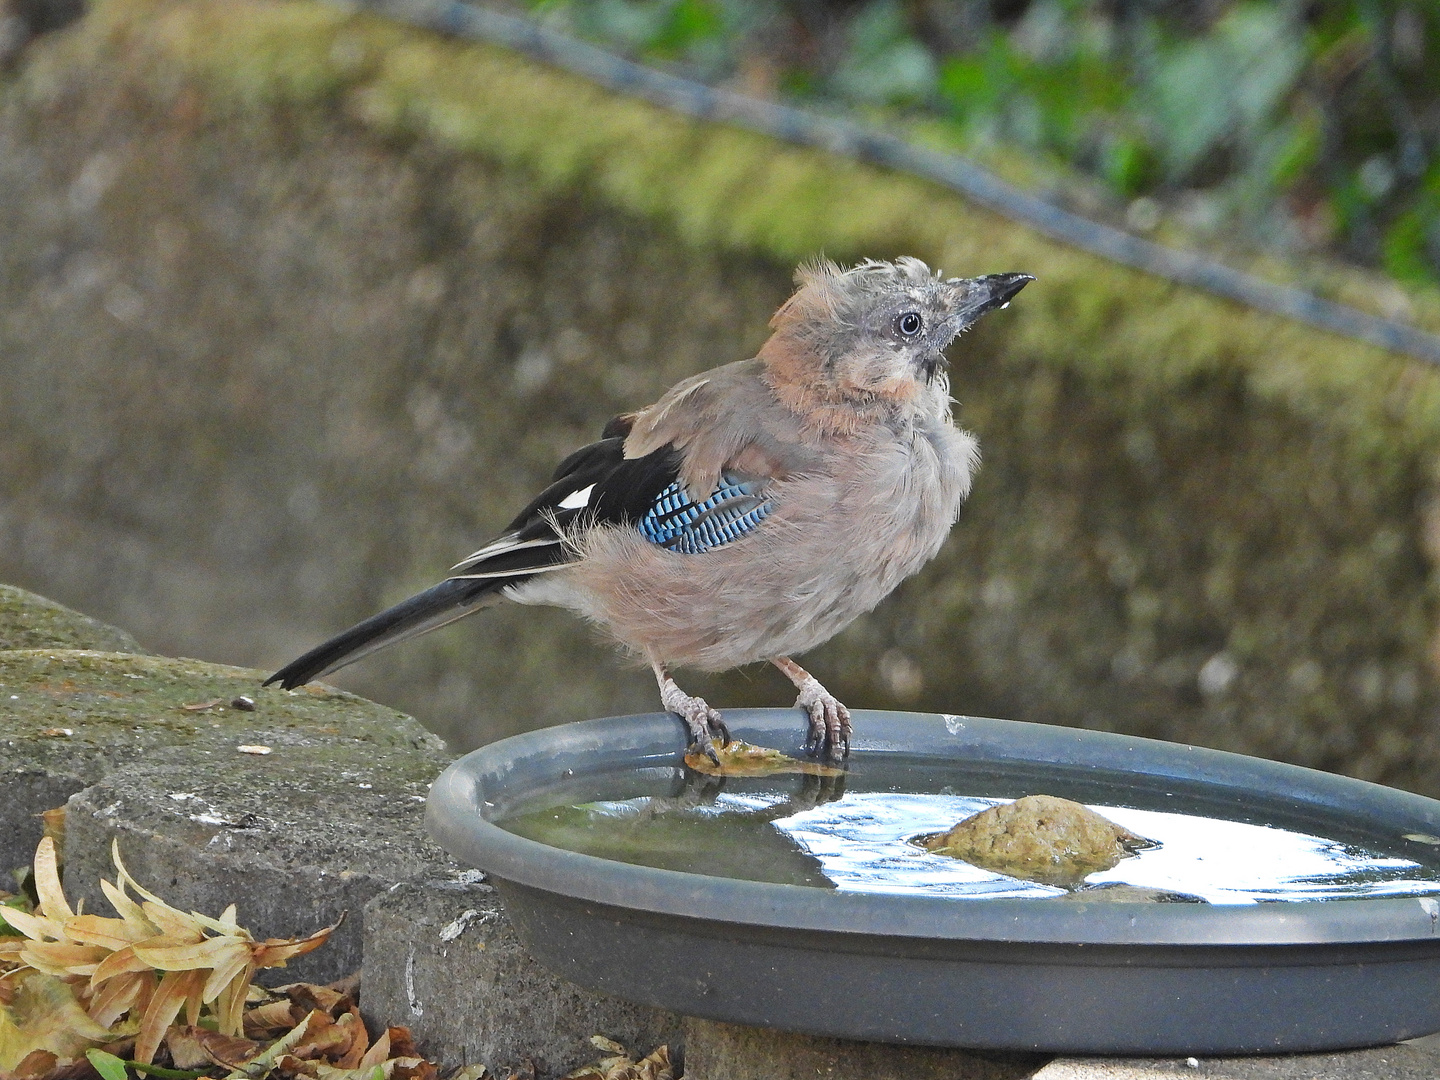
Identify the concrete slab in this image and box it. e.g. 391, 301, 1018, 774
0, 584, 147, 653
0, 645, 454, 982
63, 729, 453, 985
681, 1019, 1047, 1080
361, 878, 683, 1079
0, 648, 437, 876
1032, 1044, 1440, 1078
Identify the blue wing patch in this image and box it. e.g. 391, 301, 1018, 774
637, 473, 774, 554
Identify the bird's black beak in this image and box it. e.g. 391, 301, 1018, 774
948, 272, 1034, 331
918, 273, 1033, 383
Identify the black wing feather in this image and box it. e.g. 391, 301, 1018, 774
265, 428, 683, 690
263, 577, 503, 689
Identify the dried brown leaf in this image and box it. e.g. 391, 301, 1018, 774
381, 1030, 418, 1062
276, 1051, 322, 1078
326, 974, 361, 1003
355, 1030, 389, 1071
164, 1025, 212, 1070
134, 968, 205, 1064
95, 882, 155, 942
564, 1045, 672, 1080
252, 920, 340, 970
38, 812, 65, 856
330, 1013, 369, 1071
683, 740, 845, 777
280, 985, 348, 1019
133, 906, 203, 945
14, 943, 108, 979
86, 970, 155, 1029
9, 1048, 57, 1078
0, 973, 112, 1070
30, 842, 68, 925
88, 947, 153, 989
288, 1011, 350, 1061
173, 1024, 259, 1069
388, 1056, 437, 1080
243, 999, 302, 1039
58, 917, 135, 954
133, 936, 248, 974
214, 961, 258, 1039
221, 1010, 316, 1080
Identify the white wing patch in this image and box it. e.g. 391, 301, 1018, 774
450, 536, 559, 573
558, 483, 595, 510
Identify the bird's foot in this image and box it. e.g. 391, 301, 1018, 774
660, 681, 730, 764
795, 678, 851, 760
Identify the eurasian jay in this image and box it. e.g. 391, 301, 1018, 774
266, 257, 1031, 759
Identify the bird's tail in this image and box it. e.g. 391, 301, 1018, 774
264, 577, 506, 690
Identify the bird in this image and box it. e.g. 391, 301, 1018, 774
265, 257, 1032, 760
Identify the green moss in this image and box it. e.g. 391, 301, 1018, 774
18, 0, 1440, 472
0, 585, 146, 654
0, 648, 447, 781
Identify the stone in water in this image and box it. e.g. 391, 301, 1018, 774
917, 794, 1155, 887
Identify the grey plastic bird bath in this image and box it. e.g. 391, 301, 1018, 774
425, 709, 1440, 1054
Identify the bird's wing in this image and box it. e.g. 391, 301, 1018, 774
449, 433, 673, 577
266, 424, 674, 690
265, 377, 812, 690
622, 358, 820, 497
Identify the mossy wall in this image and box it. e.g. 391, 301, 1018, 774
3, 0, 1440, 793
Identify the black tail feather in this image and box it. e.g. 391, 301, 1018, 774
264, 576, 513, 690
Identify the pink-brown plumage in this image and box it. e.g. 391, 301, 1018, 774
267, 257, 1031, 759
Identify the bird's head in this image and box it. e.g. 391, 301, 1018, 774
760, 257, 1032, 416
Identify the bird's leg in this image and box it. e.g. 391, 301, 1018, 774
651, 658, 730, 763
772, 656, 851, 759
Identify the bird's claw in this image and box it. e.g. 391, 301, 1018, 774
664, 689, 729, 763
796, 682, 851, 760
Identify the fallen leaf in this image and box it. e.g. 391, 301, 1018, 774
180, 701, 222, 712
278, 985, 348, 1018
85, 1049, 129, 1080
164, 1026, 213, 1070
243, 999, 300, 1039
222, 1010, 316, 1080
0, 973, 113, 1070
683, 740, 845, 777
563, 1044, 672, 1080
10, 1048, 58, 1078
38, 810, 65, 856
167, 1024, 258, 1069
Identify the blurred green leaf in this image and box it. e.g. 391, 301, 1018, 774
832, 0, 936, 106
87, 1049, 130, 1080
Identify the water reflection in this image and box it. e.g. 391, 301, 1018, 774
775, 794, 1440, 904
501, 767, 1440, 904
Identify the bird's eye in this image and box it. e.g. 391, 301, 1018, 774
896, 312, 923, 338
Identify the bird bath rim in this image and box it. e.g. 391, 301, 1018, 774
425, 708, 1440, 949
